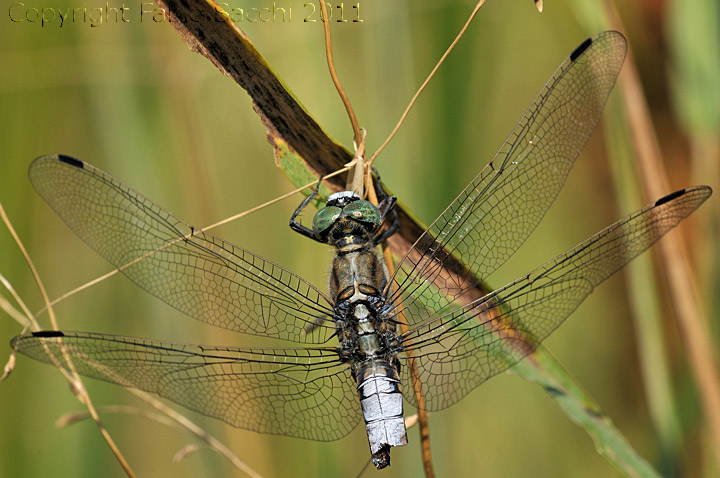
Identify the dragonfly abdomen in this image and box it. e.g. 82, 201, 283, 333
354, 359, 407, 469
330, 246, 406, 468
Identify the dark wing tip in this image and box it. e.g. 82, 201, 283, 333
56, 154, 84, 169
570, 31, 627, 63
570, 37, 593, 62
654, 189, 687, 206
31, 330, 66, 338
654, 186, 712, 207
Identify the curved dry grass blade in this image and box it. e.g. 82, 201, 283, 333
1, 352, 16, 383
127, 388, 264, 478
57, 401, 264, 478
0, 290, 31, 329
0, 288, 28, 383
1, 194, 136, 477
173, 444, 205, 464
0, 272, 35, 328
57, 406, 177, 429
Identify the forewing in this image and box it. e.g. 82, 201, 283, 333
389, 31, 628, 326
12, 331, 360, 441
398, 187, 711, 410
29, 155, 335, 343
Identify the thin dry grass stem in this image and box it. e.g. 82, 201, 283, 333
57, 401, 263, 478
203, 165, 350, 230
364, 180, 435, 478
0, 201, 136, 477
1, 352, 16, 382
173, 444, 205, 464
0, 202, 57, 331
382, 246, 435, 478
43, 348, 259, 477
0, 273, 36, 329
57, 405, 178, 429
126, 388, 263, 478
318, 0, 362, 145
0, 271, 35, 383
0, 287, 32, 329
607, 4, 720, 469
40, 269, 124, 315
0, 269, 37, 383
369, 0, 487, 166
37, 166, 354, 315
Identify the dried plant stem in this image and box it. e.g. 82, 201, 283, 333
369, 0, 487, 165
365, 181, 435, 478
610, 8, 720, 469
0, 295, 30, 329
127, 389, 263, 478
58, 398, 263, 477
0, 201, 136, 477
0, 203, 54, 331
318, 1, 362, 145
382, 247, 434, 478
0, 273, 35, 328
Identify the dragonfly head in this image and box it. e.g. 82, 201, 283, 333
312, 191, 382, 244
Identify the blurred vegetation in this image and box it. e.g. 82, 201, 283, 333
1, 1, 717, 477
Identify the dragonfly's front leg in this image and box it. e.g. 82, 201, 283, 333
289, 178, 323, 242
372, 169, 399, 244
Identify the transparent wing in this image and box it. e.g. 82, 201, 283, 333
388, 31, 628, 326
12, 331, 360, 441
397, 186, 711, 411
30, 155, 336, 343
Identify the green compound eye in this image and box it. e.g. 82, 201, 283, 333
342, 200, 381, 227
312, 206, 342, 238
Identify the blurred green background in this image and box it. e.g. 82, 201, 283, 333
1, 1, 718, 477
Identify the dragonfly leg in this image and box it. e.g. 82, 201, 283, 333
372, 168, 399, 244
289, 177, 323, 242
371, 167, 391, 201
374, 198, 399, 244
376, 199, 399, 243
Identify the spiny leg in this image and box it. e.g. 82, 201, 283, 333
289, 177, 324, 242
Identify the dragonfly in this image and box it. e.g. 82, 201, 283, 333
11, 30, 712, 470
